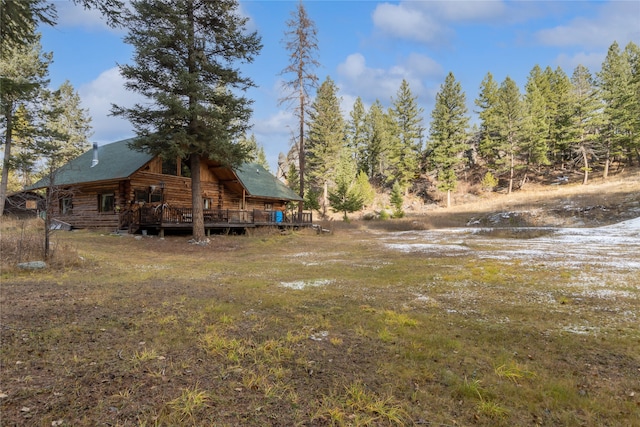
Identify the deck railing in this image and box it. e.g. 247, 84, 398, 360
120, 205, 312, 230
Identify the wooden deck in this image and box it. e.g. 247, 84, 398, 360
120, 205, 312, 235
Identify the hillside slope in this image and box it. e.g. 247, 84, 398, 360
354, 168, 640, 229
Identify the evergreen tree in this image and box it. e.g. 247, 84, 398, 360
1, 0, 127, 56
8, 105, 38, 187
0, 34, 52, 216
389, 181, 404, 218
0, 0, 56, 55
622, 42, 640, 163
628, 42, 640, 157
328, 150, 363, 221
521, 79, 550, 174
597, 41, 631, 175
41, 81, 92, 165
475, 72, 500, 164
526, 65, 554, 158
306, 76, 345, 215
347, 96, 368, 173
427, 72, 470, 208
548, 67, 574, 166
239, 133, 270, 171
570, 64, 602, 184
287, 162, 300, 194
388, 79, 424, 191
112, 0, 261, 242
495, 76, 524, 194
355, 170, 375, 208
362, 100, 389, 181
279, 1, 320, 215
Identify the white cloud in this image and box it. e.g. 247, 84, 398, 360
252, 109, 295, 137
372, 3, 450, 45
371, 1, 512, 45
535, 2, 640, 49
336, 53, 442, 105
426, 1, 507, 22
555, 52, 606, 75
78, 67, 144, 143
54, 1, 123, 33
405, 53, 443, 77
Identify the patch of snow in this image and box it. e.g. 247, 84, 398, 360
292, 252, 314, 257
381, 216, 640, 271
580, 289, 635, 299
280, 279, 334, 290
384, 243, 471, 254
562, 325, 600, 335
310, 331, 329, 341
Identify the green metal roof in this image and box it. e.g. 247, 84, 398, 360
236, 163, 303, 202
28, 138, 154, 189
27, 138, 302, 202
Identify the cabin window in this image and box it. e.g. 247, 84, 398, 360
162, 157, 191, 177
149, 188, 163, 203
98, 193, 115, 213
59, 197, 72, 214
264, 203, 273, 210
134, 189, 149, 203
203, 198, 213, 209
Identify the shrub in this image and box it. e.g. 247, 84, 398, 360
481, 171, 498, 192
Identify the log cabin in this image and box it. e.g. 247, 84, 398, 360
27, 138, 310, 235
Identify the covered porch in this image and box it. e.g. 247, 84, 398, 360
120, 205, 313, 236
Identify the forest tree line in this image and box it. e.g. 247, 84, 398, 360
2, 1, 638, 223
281, 40, 639, 214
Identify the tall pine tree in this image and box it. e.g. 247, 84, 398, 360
597, 41, 631, 175
306, 76, 345, 216
427, 72, 470, 208
494, 77, 524, 194
388, 79, 424, 192
521, 78, 550, 177
362, 100, 389, 181
548, 67, 574, 167
346, 96, 368, 173
475, 72, 500, 165
112, 0, 261, 242
570, 64, 602, 184
0, 34, 52, 216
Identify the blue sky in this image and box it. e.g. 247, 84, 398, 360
39, 0, 640, 170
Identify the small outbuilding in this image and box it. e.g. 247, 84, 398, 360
2, 191, 45, 218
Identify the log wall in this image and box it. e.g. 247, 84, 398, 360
52, 182, 120, 229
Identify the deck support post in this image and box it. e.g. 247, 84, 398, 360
159, 228, 164, 238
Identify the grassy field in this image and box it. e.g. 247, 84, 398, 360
1, 172, 639, 426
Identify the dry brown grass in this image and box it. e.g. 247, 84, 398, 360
0, 218, 86, 271
1, 171, 638, 426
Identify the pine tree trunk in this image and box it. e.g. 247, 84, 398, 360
44, 187, 51, 261
190, 153, 205, 242
322, 181, 327, 218
0, 103, 14, 217
581, 145, 589, 185
447, 189, 451, 208
298, 94, 305, 218
603, 145, 610, 179
508, 153, 514, 194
